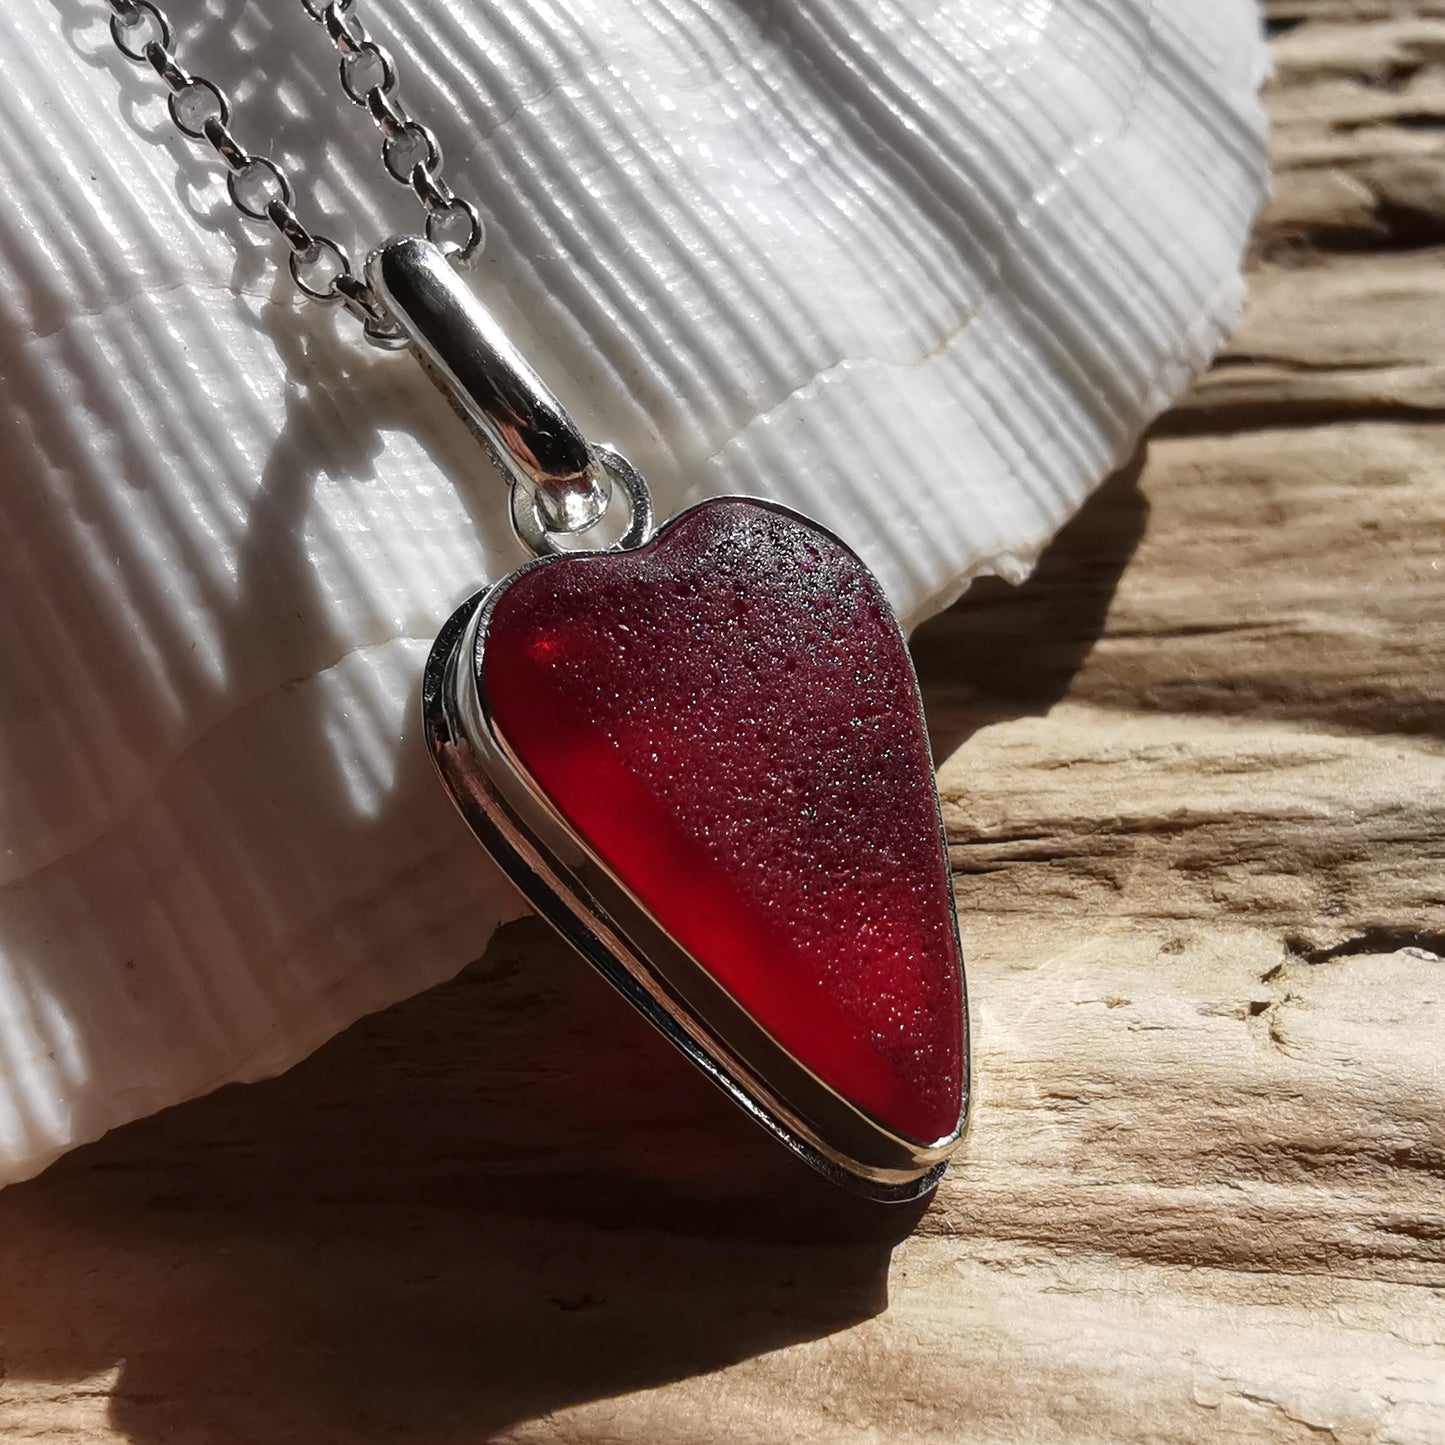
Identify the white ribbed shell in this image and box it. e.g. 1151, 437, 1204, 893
0, 0, 1269, 1182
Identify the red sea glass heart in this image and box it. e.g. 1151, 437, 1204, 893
482, 499, 963, 1145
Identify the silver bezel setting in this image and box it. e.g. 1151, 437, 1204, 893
422, 498, 971, 1202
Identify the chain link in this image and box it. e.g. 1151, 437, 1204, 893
303, 1, 483, 257
106, 0, 484, 347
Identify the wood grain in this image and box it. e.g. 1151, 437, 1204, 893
3, 8, 1444, 1442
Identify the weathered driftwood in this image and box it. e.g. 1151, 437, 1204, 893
2, 6, 1444, 1442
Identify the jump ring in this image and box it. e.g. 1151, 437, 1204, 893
168, 76, 230, 138
424, 196, 484, 260
382, 121, 439, 183
227, 154, 293, 221
324, 4, 367, 54
339, 41, 395, 105
510, 446, 655, 558
288, 235, 351, 301
110, 0, 171, 62
266, 200, 316, 256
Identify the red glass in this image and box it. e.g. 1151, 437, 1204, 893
482, 499, 963, 1145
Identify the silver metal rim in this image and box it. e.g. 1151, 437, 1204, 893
423, 497, 970, 1201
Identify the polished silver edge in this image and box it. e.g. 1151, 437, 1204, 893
423, 497, 971, 1202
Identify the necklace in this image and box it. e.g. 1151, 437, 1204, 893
106, 0, 969, 1201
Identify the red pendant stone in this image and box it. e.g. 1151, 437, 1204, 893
481, 499, 963, 1145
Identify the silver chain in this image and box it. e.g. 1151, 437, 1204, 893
106, 0, 484, 348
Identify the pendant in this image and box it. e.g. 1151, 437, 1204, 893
371, 238, 969, 1200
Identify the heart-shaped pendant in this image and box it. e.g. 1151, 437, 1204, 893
374, 235, 969, 1199
423, 495, 969, 1200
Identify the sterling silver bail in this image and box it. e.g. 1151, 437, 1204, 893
367, 234, 610, 535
